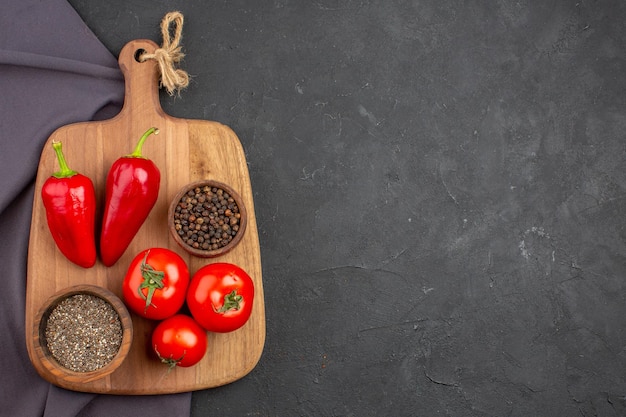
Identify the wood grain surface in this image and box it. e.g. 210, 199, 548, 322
25, 39, 265, 394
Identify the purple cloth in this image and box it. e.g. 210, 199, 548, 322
0, 1, 191, 415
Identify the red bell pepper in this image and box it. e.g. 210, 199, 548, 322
41, 141, 97, 268
100, 127, 161, 266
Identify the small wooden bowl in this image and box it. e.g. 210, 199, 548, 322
32, 285, 133, 384
168, 180, 247, 258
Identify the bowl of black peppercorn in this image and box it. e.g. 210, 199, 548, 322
168, 180, 247, 258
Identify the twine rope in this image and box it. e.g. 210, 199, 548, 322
140, 11, 189, 96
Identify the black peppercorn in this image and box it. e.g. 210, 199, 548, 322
172, 184, 243, 253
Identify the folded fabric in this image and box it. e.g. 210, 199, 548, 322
0, 1, 191, 415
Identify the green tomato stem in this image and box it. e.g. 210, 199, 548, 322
213, 290, 243, 313
137, 250, 165, 313
154, 346, 185, 371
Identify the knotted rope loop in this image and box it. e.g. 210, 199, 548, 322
140, 11, 189, 96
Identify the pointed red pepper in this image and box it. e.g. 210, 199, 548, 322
41, 141, 97, 268
100, 127, 161, 266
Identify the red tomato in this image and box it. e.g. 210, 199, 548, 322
151, 314, 207, 368
122, 248, 189, 320
186, 262, 254, 333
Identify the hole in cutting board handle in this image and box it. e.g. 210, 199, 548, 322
134, 48, 147, 63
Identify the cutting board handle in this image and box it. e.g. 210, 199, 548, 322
117, 39, 165, 120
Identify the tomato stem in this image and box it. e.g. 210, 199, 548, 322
138, 250, 165, 313
213, 290, 243, 313
154, 346, 185, 371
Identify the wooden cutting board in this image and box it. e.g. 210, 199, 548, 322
25, 39, 265, 394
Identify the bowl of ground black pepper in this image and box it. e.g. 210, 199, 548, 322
168, 180, 247, 258
32, 284, 133, 384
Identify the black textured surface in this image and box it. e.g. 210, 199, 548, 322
67, 1, 626, 415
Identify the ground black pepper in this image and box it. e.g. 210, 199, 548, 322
45, 294, 123, 372
172, 185, 241, 251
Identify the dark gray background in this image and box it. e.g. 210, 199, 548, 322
67, 1, 626, 416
